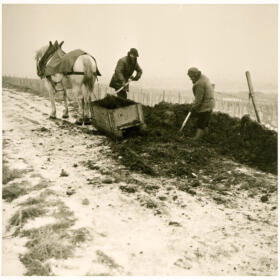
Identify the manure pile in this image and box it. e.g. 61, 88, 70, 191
92, 94, 135, 109
110, 102, 277, 178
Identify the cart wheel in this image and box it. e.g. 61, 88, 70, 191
139, 123, 148, 135
114, 129, 123, 139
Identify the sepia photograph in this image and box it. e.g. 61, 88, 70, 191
1, 0, 278, 277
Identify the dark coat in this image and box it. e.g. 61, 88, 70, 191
192, 74, 215, 112
109, 56, 142, 90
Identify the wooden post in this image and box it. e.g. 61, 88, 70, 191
97, 83, 100, 99
245, 71, 261, 123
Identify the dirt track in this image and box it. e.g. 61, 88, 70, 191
2, 88, 278, 276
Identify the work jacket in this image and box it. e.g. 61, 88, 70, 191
109, 56, 142, 90
192, 74, 215, 112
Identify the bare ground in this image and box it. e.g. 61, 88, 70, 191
2, 88, 278, 276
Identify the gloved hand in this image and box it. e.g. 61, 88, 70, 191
131, 75, 140, 81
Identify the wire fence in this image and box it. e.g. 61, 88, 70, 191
3, 76, 277, 130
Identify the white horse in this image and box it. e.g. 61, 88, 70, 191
35, 40, 99, 125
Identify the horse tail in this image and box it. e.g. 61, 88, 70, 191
82, 57, 95, 92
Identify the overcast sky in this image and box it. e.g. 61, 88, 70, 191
2, 3, 278, 92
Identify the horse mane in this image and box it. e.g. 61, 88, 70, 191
35, 45, 49, 62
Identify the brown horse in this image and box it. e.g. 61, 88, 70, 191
35, 40, 100, 125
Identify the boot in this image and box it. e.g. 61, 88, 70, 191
204, 127, 209, 136
192, 128, 204, 140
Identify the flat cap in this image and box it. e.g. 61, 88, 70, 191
128, 48, 139, 57
188, 67, 200, 74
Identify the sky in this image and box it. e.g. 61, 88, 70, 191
2, 2, 278, 93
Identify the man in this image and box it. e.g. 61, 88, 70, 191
109, 48, 143, 99
187, 67, 215, 140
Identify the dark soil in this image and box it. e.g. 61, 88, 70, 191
109, 102, 277, 179
92, 95, 135, 109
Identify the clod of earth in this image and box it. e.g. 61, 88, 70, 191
142, 198, 158, 209
144, 184, 160, 194
60, 169, 69, 177
260, 195, 269, 203
213, 195, 227, 204
82, 198, 90, 205
119, 185, 137, 193
102, 176, 114, 184
191, 180, 200, 188
66, 187, 75, 196
40, 127, 49, 132
169, 221, 181, 227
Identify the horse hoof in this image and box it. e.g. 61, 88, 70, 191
84, 118, 91, 125
75, 119, 83, 126
49, 115, 56, 119
62, 115, 69, 119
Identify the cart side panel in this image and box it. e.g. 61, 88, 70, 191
112, 104, 144, 128
92, 105, 113, 133
136, 104, 144, 123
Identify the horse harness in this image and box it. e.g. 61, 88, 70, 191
39, 48, 100, 93
46, 71, 99, 93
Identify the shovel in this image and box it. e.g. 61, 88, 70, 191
114, 79, 132, 95
179, 111, 191, 132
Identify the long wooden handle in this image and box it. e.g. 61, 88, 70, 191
179, 112, 191, 132
115, 79, 131, 94
245, 71, 254, 94
245, 71, 261, 123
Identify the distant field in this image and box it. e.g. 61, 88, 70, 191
2, 76, 277, 130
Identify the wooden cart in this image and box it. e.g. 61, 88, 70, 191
91, 102, 145, 138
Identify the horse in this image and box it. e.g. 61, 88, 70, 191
35, 40, 100, 125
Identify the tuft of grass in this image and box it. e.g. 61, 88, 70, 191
2, 183, 27, 202
20, 226, 73, 275
71, 227, 92, 245
39, 189, 56, 199
9, 206, 47, 228
12, 196, 89, 276
2, 164, 25, 184
19, 189, 56, 208
32, 180, 50, 191
25, 227, 73, 261
52, 202, 76, 224
96, 250, 122, 270
19, 197, 45, 207
19, 256, 52, 276
20, 224, 90, 275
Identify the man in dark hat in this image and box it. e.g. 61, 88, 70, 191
109, 48, 143, 99
187, 67, 215, 140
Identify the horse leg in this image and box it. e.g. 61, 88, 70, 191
84, 75, 97, 125
89, 76, 97, 121
62, 88, 69, 118
82, 84, 91, 125
73, 85, 84, 125
45, 79, 56, 119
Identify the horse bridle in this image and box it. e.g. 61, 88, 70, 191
37, 45, 58, 78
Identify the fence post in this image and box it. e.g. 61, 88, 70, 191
245, 71, 261, 123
